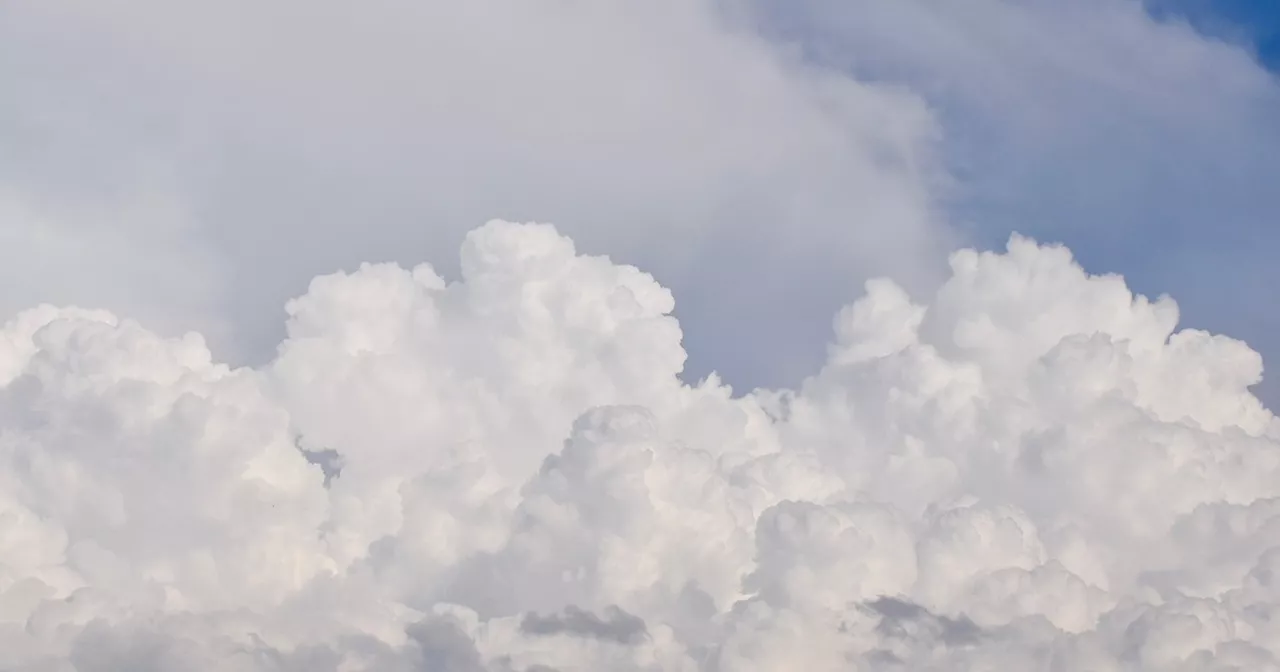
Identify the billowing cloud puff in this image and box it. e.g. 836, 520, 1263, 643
1, 220, 1278, 670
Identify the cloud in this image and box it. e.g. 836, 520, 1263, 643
1, 220, 1278, 669
520, 605, 649, 645
748, 0, 1280, 400
0, 0, 954, 393
7, 0, 1278, 403
863, 596, 983, 647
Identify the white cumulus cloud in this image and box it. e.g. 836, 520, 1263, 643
1, 220, 1277, 670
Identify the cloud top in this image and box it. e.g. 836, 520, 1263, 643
1, 220, 1277, 670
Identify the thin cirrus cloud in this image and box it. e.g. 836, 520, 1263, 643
3, 0, 1280, 670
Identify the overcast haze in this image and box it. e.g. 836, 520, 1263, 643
2, 1, 1280, 670
2, 0, 958, 388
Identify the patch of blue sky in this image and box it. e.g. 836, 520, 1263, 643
1147, 0, 1280, 69
751, 0, 1280, 402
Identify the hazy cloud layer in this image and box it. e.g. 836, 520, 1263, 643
0, 0, 954, 390
5, 0, 1277, 394
1, 220, 1278, 670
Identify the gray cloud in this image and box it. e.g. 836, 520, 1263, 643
297, 440, 345, 488
864, 596, 983, 647
0, 0, 954, 395
8, 1, 1276, 401
520, 606, 649, 646
407, 619, 489, 672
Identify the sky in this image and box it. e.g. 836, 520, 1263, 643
1149, 0, 1280, 67
2, 1, 1280, 670
752, 0, 1280, 402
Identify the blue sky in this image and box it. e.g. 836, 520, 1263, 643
748, 0, 1280, 402
1003, 0, 1280, 400
1149, 0, 1280, 68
